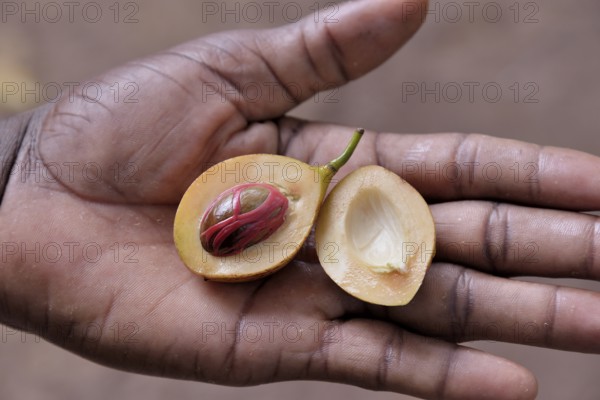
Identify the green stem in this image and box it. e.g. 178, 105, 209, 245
320, 128, 365, 180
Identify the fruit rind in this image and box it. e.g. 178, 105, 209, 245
315, 165, 436, 306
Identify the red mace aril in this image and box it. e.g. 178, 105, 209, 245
199, 183, 289, 256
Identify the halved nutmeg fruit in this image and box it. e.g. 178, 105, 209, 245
174, 128, 436, 306
174, 129, 364, 282
315, 165, 436, 306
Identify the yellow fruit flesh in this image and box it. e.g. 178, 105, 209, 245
315, 165, 436, 306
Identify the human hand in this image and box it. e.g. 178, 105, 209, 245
1, 0, 599, 399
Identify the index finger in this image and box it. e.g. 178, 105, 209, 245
375, 132, 600, 210
278, 124, 600, 211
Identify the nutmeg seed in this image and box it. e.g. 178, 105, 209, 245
200, 183, 289, 256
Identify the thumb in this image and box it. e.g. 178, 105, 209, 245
38, 0, 427, 204
200, 0, 428, 120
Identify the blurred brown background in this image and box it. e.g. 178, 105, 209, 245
1, 0, 599, 399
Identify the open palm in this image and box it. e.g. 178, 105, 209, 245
2, 1, 599, 399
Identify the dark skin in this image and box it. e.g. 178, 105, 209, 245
1, 1, 599, 399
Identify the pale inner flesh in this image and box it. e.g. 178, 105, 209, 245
346, 189, 409, 274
